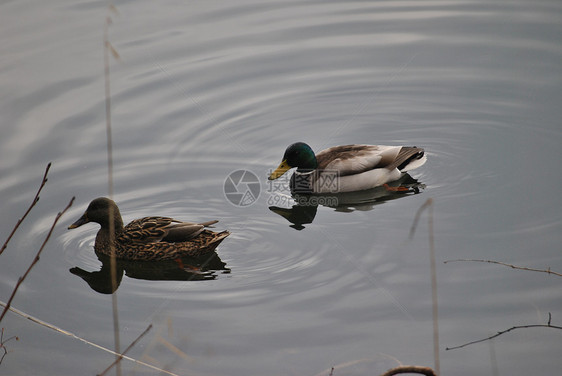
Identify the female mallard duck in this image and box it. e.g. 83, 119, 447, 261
68, 197, 229, 261
268, 142, 426, 193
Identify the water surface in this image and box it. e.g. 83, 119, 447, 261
1, 1, 561, 375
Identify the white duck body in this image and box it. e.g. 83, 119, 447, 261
295, 144, 427, 193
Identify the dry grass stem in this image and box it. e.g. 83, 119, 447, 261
103, 3, 121, 374
444, 259, 562, 277
0, 162, 51, 256
0, 302, 178, 375
0, 196, 75, 323
98, 324, 153, 376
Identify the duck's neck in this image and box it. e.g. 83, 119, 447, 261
105, 211, 124, 232
295, 155, 318, 173
97, 214, 124, 241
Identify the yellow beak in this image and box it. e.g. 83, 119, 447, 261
268, 160, 291, 180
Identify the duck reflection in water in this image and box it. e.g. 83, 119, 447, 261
70, 253, 230, 294
269, 173, 425, 230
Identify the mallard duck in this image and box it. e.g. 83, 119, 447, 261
68, 197, 230, 261
268, 142, 427, 193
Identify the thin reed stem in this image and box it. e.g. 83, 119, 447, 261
427, 199, 440, 375
410, 198, 440, 375
103, 4, 121, 375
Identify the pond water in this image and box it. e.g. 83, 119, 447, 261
1, 0, 561, 375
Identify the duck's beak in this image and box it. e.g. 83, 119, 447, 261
268, 159, 291, 180
68, 212, 89, 229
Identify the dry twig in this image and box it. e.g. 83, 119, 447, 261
0, 196, 75, 323
444, 259, 562, 277
0, 328, 19, 365
0, 162, 51, 256
380, 365, 437, 376
446, 313, 562, 350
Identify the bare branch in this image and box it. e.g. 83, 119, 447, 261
444, 259, 562, 277
0, 162, 51, 256
0, 328, 19, 365
380, 365, 437, 376
0, 196, 74, 323
446, 313, 562, 350
98, 324, 152, 376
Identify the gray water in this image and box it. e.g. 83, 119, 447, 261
1, 1, 561, 375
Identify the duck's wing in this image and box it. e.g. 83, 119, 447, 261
121, 217, 221, 245
121, 229, 230, 261
162, 221, 210, 243
120, 217, 178, 245
386, 146, 426, 172
316, 145, 403, 176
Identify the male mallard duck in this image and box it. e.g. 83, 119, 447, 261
68, 197, 230, 261
268, 142, 426, 193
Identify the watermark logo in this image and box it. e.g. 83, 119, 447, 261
313, 170, 339, 193
266, 169, 340, 194
224, 170, 260, 207
224, 169, 341, 207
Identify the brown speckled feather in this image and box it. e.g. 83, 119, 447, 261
120, 217, 180, 244
108, 229, 230, 261
68, 198, 230, 261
